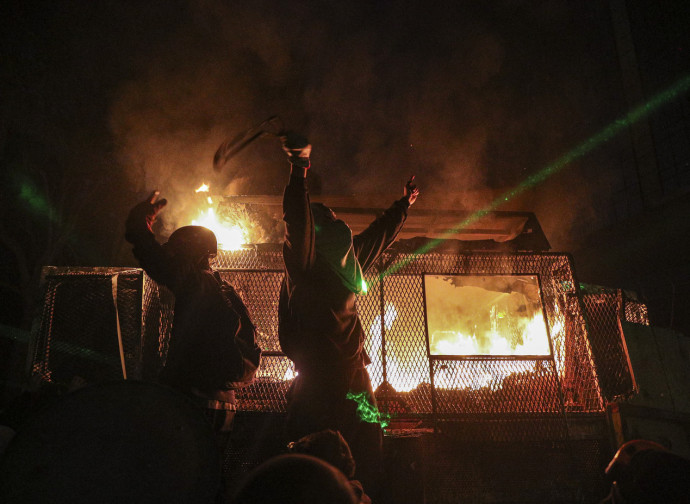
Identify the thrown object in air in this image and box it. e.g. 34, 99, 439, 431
213, 115, 284, 172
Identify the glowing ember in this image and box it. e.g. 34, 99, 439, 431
195, 183, 209, 193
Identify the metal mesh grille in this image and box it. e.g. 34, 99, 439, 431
217, 270, 283, 353
581, 287, 646, 401
559, 293, 603, 412
30, 268, 144, 385
236, 355, 293, 412
111, 272, 144, 378
362, 251, 603, 415
215, 248, 283, 270
432, 359, 562, 414
31, 250, 609, 420
624, 298, 649, 325
215, 268, 292, 411
28, 253, 623, 502
358, 273, 433, 416
140, 277, 174, 380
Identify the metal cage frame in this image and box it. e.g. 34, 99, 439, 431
30, 247, 609, 432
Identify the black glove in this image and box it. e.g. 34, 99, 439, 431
125, 191, 167, 242
281, 132, 311, 168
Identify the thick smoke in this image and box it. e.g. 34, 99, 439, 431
109, 0, 625, 248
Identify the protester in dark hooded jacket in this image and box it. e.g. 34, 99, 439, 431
277, 133, 419, 496
125, 191, 262, 435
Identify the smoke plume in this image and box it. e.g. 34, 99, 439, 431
108, 0, 625, 248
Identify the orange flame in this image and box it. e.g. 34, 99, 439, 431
429, 312, 551, 356
190, 183, 249, 251
367, 302, 559, 393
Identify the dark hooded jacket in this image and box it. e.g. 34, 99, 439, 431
279, 174, 409, 374
126, 228, 261, 406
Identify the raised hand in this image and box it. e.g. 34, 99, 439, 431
126, 190, 168, 239
144, 190, 168, 220
280, 132, 312, 169
404, 176, 419, 206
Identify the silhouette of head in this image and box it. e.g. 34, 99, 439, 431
288, 429, 356, 479
231, 454, 357, 504
165, 225, 217, 268
309, 203, 363, 294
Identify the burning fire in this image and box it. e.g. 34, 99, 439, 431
367, 307, 555, 393
429, 310, 552, 391
191, 183, 249, 251
366, 274, 561, 393
429, 312, 551, 356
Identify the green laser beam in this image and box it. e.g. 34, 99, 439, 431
18, 180, 59, 223
377, 74, 690, 281
0, 323, 119, 366
346, 390, 392, 429
0, 324, 31, 343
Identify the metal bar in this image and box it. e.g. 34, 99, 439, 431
537, 272, 572, 440
380, 263, 389, 393
421, 273, 439, 432
215, 268, 284, 274
569, 257, 605, 410
428, 355, 554, 362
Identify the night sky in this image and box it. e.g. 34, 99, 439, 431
0, 1, 682, 327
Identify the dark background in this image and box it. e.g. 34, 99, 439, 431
1, 1, 689, 397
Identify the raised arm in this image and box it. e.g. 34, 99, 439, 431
281, 133, 316, 282
124, 190, 180, 290
354, 176, 419, 272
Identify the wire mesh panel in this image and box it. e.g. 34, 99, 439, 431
215, 247, 283, 270
216, 268, 292, 412
432, 359, 563, 415
358, 268, 386, 399
373, 251, 603, 415
236, 355, 294, 412
140, 276, 174, 380
28, 248, 626, 504
30, 268, 144, 385
218, 270, 283, 353
623, 295, 649, 325
581, 286, 648, 402
111, 272, 145, 378
559, 292, 603, 412
358, 273, 433, 416
32, 249, 613, 423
